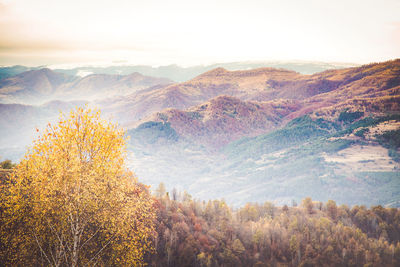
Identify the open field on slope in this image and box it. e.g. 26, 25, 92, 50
323, 144, 399, 172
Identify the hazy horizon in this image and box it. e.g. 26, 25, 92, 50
1, 0, 399, 67
0, 59, 363, 70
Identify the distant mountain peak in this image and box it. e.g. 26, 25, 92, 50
198, 67, 228, 77
19, 67, 59, 77
127, 72, 144, 78
192, 66, 300, 82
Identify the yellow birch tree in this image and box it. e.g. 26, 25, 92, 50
0, 107, 155, 266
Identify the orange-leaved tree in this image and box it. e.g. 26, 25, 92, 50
0, 107, 155, 266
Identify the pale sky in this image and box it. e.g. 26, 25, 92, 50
0, 0, 399, 67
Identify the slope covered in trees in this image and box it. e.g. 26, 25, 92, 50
129, 112, 400, 207
149, 188, 400, 267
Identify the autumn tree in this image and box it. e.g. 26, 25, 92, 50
302, 197, 314, 215
326, 200, 338, 221
0, 159, 15, 169
0, 108, 155, 266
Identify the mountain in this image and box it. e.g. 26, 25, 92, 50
0, 68, 174, 104
0, 59, 399, 207
0, 68, 76, 104
106, 59, 400, 128
0, 65, 39, 81
129, 112, 400, 207
138, 96, 302, 148
56, 72, 173, 101
125, 59, 400, 207
0, 69, 173, 159
101, 67, 304, 124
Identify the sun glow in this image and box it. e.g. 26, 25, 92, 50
1, 0, 399, 66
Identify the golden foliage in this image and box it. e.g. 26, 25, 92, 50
0, 107, 155, 266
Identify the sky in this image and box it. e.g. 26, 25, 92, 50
0, 0, 399, 67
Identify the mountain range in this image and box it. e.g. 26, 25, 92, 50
0, 59, 399, 207
109, 60, 400, 143
53, 61, 357, 82
1, 60, 357, 83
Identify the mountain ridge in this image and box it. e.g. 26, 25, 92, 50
114, 59, 400, 127
126, 59, 400, 148
0, 68, 174, 104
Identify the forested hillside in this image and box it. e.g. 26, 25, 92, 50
129, 111, 400, 207
2, 166, 400, 266
148, 188, 400, 266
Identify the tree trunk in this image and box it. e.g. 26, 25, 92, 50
71, 219, 80, 267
